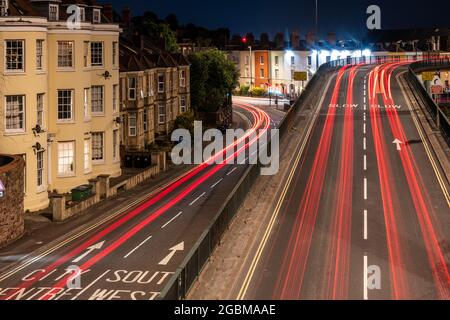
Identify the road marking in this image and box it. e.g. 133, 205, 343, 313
397, 72, 450, 206
364, 155, 367, 171
211, 178, 224, 189
189, 192, 206, 206
161, 212, 183, 229
363, 123, 366, 135
364, 96, 366, 104
364, 255, 369, 300
227, 167, 237, 176
237, 71, 337, 300
123, 235, 153, 259
363, 113, 367, 122
72, 241, 105, 263
363, 137, 367, 151
159, 242, 184, 266
239, 157, 249, 165
70, 269, 111, 300
364, 210, 368, 240
364, 178, 368, 200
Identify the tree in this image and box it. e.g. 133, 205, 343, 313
189, 49, 239, 113
172, 110, 196, 134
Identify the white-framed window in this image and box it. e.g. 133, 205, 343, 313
5, 40, 24, 72
79, 7, 86, 22
291, 56, 295, 65
90, 42, 103, 66
49, 4, 59, 21
180, 96, 187, 113
128, 77, 137, 100
275, 69, 279, 79
113, 84, 118, 112
5, 95, 25, 133
112, 42, 118, 67
36, 39, 44, 70
158, 104, 165, 124
158, 74, 165, 93
57, 89, 73, 121
260, 56, 264, 65
148, 74, 154, 96
274, 56, 279, 66
57, 41, 74, 69
307, 56, 312, 67
91, 132, 104, 162
0, 0, 8, 16
84, 88, 90, 120
260, 68, 264, 78
113, 129, 118, 160
83, 41, 89, 68
93, 8, 101, 23
84, 139, 91, 173
91, 85, 104, 114
128, 112, 137, 137
36, 150, 44, 189
58, 141, 75, 176
36, 93, 44, 128
180, 70, 186, 87
143, 108, 148, 132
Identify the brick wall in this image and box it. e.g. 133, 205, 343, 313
0, 155, 25, 248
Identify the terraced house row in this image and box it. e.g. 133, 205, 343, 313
0, 0, 191, 213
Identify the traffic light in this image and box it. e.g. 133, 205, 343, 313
242, 36, 247, 44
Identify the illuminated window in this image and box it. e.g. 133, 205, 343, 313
84, 88, 90, 120
83, 41, 89, 67
37, 93, 44, 128
84, 139, 91, 173
36, 150, 44, 188
58, 142, 75, 175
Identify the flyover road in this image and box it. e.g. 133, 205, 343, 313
0, 103, 272, 301
237, 62, 450, 300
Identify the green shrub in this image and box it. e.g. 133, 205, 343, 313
250, 87, 266, 96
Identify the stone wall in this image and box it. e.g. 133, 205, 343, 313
0, 155, 25, 248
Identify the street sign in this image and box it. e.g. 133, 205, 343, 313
422, 71, 434, 81
0, 179, 5, 198
293, 71, 308, 81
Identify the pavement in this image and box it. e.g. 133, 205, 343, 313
189, 63, 450, 300
0, 104, 273, 300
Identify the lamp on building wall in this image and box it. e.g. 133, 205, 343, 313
99, 71, 112, 79
32, 142, 44, 154
32, 124, 44, 136
114, 116, 122, 124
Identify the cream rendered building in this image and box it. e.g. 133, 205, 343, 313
0, 0, 121, 212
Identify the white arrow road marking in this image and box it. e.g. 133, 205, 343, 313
72, 241, 105, 263
393, 139, 403, 151
159, 242, 185, 266
123, 235, 153, 259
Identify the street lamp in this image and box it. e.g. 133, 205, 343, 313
249, 45, 253, 91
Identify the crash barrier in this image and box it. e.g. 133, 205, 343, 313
158, 61, 336, 300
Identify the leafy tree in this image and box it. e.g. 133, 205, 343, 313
172, 110, 196, 134
189, 49, 239, 113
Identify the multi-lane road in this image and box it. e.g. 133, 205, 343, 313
0, 104, 273, 300
237, 62, 450, 300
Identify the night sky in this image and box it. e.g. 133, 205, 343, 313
105, 0, 448, 39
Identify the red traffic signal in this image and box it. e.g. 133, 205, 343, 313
242, 36, 247, 44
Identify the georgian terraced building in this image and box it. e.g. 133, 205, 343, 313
119, 38, 190, 158
0, 0, 121, 212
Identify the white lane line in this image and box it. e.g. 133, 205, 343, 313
211, 178, 224, 189
364, 96, 366, 103
364, 91, 366, 97
161, 211, 183, 229
363, 123, 366, 135
70, 269, 111, 300
364, 178, 368, 200
123, 235, 153, 259
364, 210, 368, 240
363, 138, 367, 151
364, 255, 369, 300
227, 167, 238, 176
239, 157, 249, 165
363, 113, 367, 122
364, 155, 367, 171
189, 192, 206, 206
364, 104, 367, 111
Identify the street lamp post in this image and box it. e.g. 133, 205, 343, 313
249, 46, 253, 91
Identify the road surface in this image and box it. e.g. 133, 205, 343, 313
237, 62, 450, 300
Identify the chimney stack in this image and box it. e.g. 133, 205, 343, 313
122, 6, 131, 26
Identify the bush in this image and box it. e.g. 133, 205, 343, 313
250, 87, 266, 96
239, 85, 250, 95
